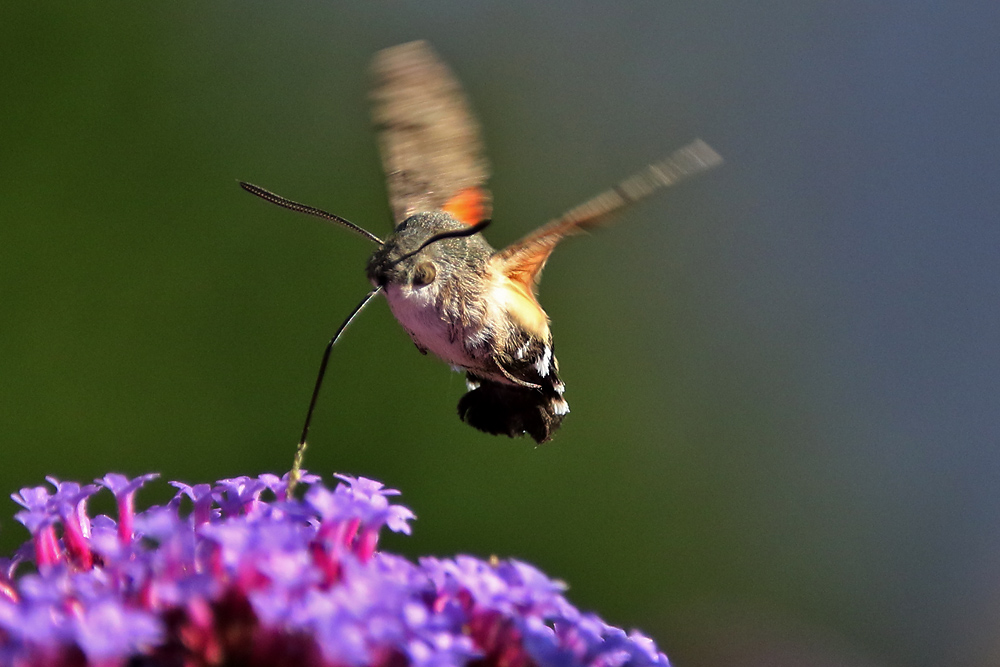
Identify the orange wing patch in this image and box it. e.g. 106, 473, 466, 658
498, 241, 560, 292
442, 186, 490, 226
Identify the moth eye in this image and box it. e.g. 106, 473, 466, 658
412, 261, 437, 287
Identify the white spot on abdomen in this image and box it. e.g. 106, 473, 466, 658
534, 345, 552, 377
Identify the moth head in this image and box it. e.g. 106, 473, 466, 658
366, 212, 493, 290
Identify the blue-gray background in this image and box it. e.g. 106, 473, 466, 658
2, 3, 998, 666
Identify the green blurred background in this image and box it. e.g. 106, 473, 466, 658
3, 3, 999, 666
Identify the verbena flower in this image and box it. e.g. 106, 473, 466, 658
0, 472, 670, 667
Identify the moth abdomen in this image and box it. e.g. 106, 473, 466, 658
459, 341, 567, 443
458, 374, 568, 444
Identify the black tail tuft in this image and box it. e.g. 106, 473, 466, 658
457, 375, 567, 444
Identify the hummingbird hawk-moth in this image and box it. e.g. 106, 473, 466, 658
241, 40, 721, 449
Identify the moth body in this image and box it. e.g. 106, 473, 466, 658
366, 211, 568, 442
367, 211, 492, 369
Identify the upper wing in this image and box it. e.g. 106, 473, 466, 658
492, 139, 723, 289
370, 41, 491, 226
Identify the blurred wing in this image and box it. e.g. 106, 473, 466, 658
493, 139, 723, 289
370, 40, 491, 226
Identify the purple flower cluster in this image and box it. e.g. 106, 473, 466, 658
0, 472, 670, 667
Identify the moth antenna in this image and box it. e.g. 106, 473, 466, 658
388, 218, 491, 268
240, 181, 384, 245
288, 285, 382, 497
